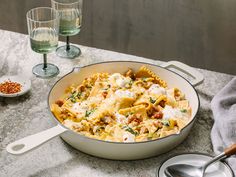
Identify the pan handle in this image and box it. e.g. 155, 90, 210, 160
161, 61, 204, 87
6, 124, 67, 155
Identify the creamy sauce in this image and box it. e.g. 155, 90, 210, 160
123, 132, 135, 142
162, 105, 188, 119
72, 102, 88, 118
64, 119, 82, 129
115, 90, 135, 98
148, 84, 166, 95
109, 73, 131, 87
115, 113, 127, 124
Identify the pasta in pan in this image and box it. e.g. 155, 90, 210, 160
51, 66, 191, 142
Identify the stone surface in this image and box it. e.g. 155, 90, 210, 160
0, 29, 234, 177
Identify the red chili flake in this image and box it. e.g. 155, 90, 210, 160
151, 112, 163, 119
102, 91, 108, 98
0, 80, 22, 94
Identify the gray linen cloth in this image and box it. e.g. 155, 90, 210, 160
211, 77, 236, 174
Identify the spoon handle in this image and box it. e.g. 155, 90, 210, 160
224, 144, 236, 156
203, 152, 227, 171
203, 143, 236, 170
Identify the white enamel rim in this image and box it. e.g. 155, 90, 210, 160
156, 153, 235, 177
0, 75, 31, 97
47, 60, 201, 144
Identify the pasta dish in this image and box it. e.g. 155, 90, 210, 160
51, 66, 191, 142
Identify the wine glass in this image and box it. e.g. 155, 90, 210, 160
51, 0, 83, 59
26, 7, 60, 78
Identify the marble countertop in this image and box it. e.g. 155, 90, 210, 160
0, 29, 234, 177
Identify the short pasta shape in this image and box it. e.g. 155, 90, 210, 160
51, 66, 192, 142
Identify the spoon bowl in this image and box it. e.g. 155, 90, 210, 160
164, 144, 236, 177
165, 164, 203, 177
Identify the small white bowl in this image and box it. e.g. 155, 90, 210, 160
0, 75, 31, 97
157, 153, 234, 177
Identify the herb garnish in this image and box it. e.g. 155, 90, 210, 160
69, 91, 82, 103
85, 109, 95, 117
125, 112, 134, 117
180, 109, 187, 113
123, 126, 138, 136
70, 97, 76, 103
149, 97, 156, 104
129, 80, 133, 86
161, 120, 170, 126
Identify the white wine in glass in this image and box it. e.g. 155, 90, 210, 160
59, 8, 81, 36
51, 0, 83, 59
30, 27, 58, 54
27, 7, 60, 78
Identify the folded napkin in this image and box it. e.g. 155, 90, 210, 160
211, 77, 236, 174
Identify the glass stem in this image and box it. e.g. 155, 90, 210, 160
66, 36, 70, 51
43, 54, 47, 70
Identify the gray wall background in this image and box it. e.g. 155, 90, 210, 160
0, 0, 235, 74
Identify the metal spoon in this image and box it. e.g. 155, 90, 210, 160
164, 144, 236, 177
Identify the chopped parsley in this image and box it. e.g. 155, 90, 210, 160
103, 84, 111, 90
69, 91, 82, 103
125, 112, 134, 117
161, 120, 170, 126
85, 109, 95, 117
123, 126, 138, 136
180, 109, 187, 113
149, 97, 156, 104
129, 80, 133, 85
70, 97, 76, 103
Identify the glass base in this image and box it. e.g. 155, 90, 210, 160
56, 45, 81, 59
32, 63, 59, 78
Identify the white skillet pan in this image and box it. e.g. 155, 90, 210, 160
6, 61, 203, 160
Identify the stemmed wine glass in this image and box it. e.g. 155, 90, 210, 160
51, 0, 83, 59
26, 7, 60, 78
